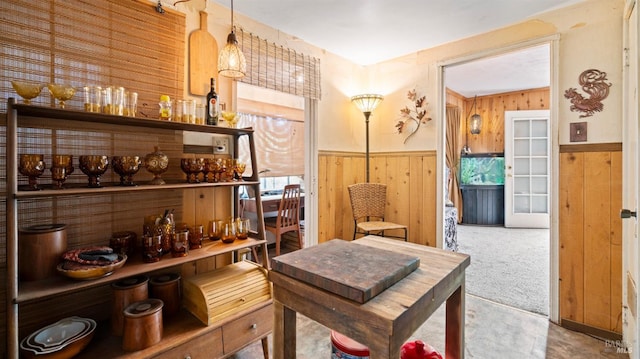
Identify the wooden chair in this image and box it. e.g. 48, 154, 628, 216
347, 183, 408, 241
265, 184, 303, 256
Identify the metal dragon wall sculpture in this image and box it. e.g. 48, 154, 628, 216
564, 69, 612, 118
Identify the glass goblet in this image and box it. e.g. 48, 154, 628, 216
47, 83, 76, 109
50, 166, 67, 190
234, 160, 247, 181
213, 158, 225, 183
224, 159, 236, 182
203, 158, 219, 183
180, 158, 205, 184
79, 155, 109, 188
18, 154, 46, 191
112, 156, 142, 186
11, 81, 44, 105
52, 155, 74, 178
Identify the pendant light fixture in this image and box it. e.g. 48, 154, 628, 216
218, 0, 246, 79
469, 95, 482, 135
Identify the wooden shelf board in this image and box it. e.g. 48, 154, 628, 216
14, 180, 260, 198
10, 102, 254, 136
16, 238, 266, 303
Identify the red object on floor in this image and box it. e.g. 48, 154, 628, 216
330, 330, 370, 357
400, 340, 443, 359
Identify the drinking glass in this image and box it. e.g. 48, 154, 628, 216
124, 91, 138, 117
236, 218, 251, 240
171, 229, 189, 257
188, 224, 203, 249
221, 221, 236, 244
208, 219, 223, 241
234, 160, 247, 181
142, 234, 163, 263
195, 103, 206, 125
83, 86, 102, 113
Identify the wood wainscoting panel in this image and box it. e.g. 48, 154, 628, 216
559, 147, 622, 334
318, 151, 436, 246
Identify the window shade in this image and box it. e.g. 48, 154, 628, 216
0, 0, 185, 114
238, 29, 321, 100
237, 113, 304, 177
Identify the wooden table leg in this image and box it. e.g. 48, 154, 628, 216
445, 280, 465, 359
273, 299, 297, 359
261, 336, 269, 359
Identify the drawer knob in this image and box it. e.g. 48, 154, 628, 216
250, 323, 257, 330
240, 297, 246, 302
185, 356, 191, 359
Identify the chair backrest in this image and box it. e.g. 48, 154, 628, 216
348, 183, 387, 221
276, 184, 301, 229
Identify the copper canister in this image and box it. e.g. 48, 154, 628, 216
19, 224, 67, 281
111, 275, 149, 336
122, 298, 163, 351
150, 273, 181, 317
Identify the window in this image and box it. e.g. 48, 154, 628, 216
236, 83, 304, 195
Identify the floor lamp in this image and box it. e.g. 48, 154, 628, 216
351, 94, 384, 183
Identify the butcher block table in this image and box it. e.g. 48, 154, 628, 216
269, 235, 470, 359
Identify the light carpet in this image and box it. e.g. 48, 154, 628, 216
456, 224, 550, 316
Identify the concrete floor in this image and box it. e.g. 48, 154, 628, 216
232, 237, 629, 358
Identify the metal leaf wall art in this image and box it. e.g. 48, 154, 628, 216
564, 69, 612, 118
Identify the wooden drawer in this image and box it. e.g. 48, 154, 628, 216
153, 327, 223, 359
222, 303, 273, 354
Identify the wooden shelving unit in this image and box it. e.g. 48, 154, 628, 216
5, 98, 270, 358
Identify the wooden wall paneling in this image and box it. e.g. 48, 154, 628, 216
326, 154, 341, 242
610, 151, 623, 332
317, 155, 329, 243
559, 152, 585, 322
422, 154, 437, 247
583, 152, 612, 329
385, 155, 411, 240
409, 156, 426, 245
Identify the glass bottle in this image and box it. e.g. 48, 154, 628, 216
159, 95, 172, 121
206, 78, 219, 125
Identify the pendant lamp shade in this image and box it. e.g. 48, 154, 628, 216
218, 0, 246, 79
469, 96, 482, 135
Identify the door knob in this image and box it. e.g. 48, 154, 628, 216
621, 209, 637, 219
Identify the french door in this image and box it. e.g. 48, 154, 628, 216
504, 110, 551, 228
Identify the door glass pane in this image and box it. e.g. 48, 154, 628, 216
514, 139, 530, 156
514, 158, 530, 175
532, 196, 548, 213
531, 177, 548, 194
514, 195, 530, 213
514, 120, 530, 137
531, 119, 547, 137
531, 139, 547, 156
514, 177, 530, 194
531, 158, 547, 175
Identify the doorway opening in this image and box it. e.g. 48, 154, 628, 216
442, 41, 554, 317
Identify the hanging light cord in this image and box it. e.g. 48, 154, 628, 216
465, 95, 478, 119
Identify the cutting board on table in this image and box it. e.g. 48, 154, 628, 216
189, 11, 218, 96
270, 238, 420, 303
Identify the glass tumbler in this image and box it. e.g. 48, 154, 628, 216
208, 219, 223, 241
221, 221, 236, 244
142, 233, 163, 263
183, 99, 196, 124
171, 229, 189, 257
83, 85, 102, 113
188, 224, 203, 249
236, 218, 251, 240
195, 103, 205, 125
124, 91, 138, 117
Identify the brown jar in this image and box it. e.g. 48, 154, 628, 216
122, 298, 163, 351
111, 275, 149, 336
150, 273, 181, 317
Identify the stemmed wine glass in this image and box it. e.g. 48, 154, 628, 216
50, 155, 73, 190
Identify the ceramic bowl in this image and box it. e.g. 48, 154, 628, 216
20, 317, 96, 359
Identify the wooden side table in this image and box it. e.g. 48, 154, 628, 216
269, 235, 470, 359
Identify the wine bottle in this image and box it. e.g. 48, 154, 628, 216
206, 78, 219, 125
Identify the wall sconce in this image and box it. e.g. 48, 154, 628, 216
218, 0, 246, 79
351, 94, 384, 183
469, 95, 482, 135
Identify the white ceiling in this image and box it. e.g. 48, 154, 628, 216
211, 0, 582, 96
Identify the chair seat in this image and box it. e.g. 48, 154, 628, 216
357, 221, 407, 232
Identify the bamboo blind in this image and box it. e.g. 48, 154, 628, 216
238, 29, 321, 100
0, 0, 185, 114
